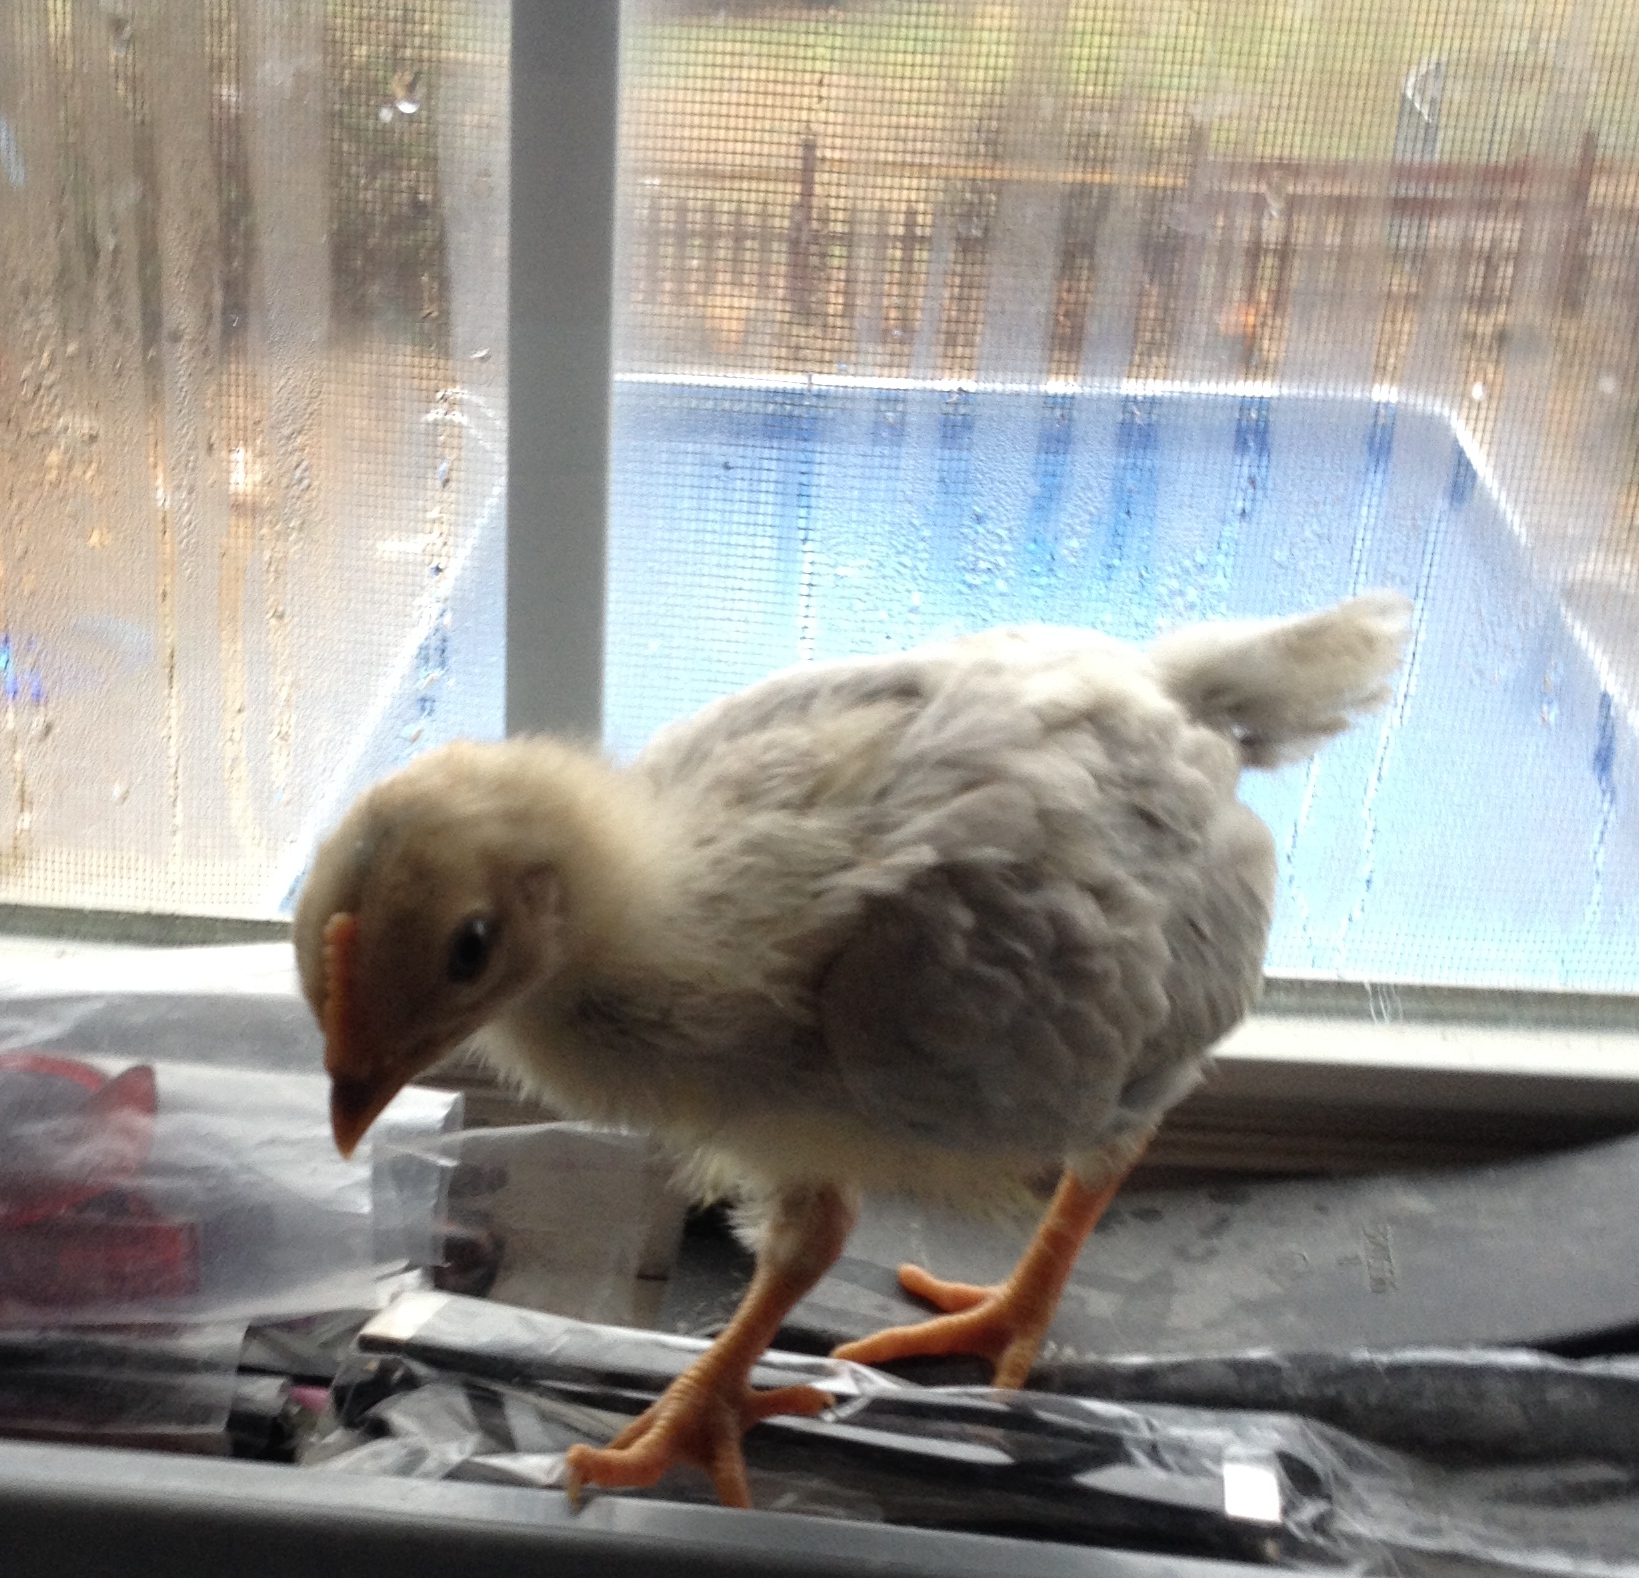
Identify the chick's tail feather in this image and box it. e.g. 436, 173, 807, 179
1151, 591, 1412, 768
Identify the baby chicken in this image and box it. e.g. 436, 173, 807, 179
295, 592, 1409, 1508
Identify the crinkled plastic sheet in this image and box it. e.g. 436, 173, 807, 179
0, 968, 460, 1446
0, 976, 462, 1330
0, 943, 314, 1074
303, 1290, 1639, 1575
0, 1049, 458, 1327
0, 1323, 248, 1452
374, 1122, 689, 1324
1040, 1348, 1639, 1470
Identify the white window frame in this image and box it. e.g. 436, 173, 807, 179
507, 0, 616, 740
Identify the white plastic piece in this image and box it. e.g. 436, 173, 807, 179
1221, 1458, 1283, 1525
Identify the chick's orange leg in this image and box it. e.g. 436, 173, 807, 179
832, 1156, 1143, 1388
565, 1184, 856, 1509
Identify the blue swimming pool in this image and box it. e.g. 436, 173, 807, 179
606, 379, 1636, 992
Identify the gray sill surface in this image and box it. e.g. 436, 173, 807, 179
0, 1438, 1264, 1578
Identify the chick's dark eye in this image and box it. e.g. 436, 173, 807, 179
447, 916, 494, 984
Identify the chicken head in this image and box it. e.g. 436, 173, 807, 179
293, 744, 569, 1156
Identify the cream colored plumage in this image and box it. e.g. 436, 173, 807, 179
295, 591, 1410, 1507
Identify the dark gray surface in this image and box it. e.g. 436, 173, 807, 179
0, 1439, 1262, 1578
1035, 1348, 1639, 1465
668, 1132, 1639, 1363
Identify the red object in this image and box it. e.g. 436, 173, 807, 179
0, 1193, 200, 1306
0, 1054, 200, 1308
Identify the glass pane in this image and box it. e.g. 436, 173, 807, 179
0, 0, 507, 917
610, 0, 1638, 992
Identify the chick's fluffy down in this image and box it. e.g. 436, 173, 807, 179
427, 595, 1410, 1213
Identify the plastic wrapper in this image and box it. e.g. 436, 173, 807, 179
302, 1291, 1328, 1565
1038, 1348, 1639, 1468
0, 948, 462, 1327
0, 1333, 317, 1460
375, 1122, 689, 1324
0, 1323, 247, 1453
303, 1290, 1639, 1574
0, 954, 462, 1448
0, 1046, 458, 1327
0, 943, 313, 1074
0, 950, 462, 1455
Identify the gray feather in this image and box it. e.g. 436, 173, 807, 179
605, 597, 1404, 1195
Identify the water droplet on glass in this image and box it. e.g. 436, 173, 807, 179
393, 70, 422, 116
436, 457, 451, 487
0, 114, 23, 188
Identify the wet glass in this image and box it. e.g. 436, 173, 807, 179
607, 0, 1639, 991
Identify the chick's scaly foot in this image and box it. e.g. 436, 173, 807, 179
834, 1169, 1138, 1388
832, 1262, 1052, 1387
564, 1372, 833, 1510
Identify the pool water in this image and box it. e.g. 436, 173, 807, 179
607, 379, 1636, 992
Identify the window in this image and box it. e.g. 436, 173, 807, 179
1, 0, 1634, 1003
0, 1, 508, 918
606, 0, 1638, 993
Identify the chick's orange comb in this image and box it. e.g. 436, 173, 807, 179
322, 911, 360, 1071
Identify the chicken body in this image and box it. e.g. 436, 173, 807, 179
295, 593, 1410, 1506
489, 628, 1269, 1206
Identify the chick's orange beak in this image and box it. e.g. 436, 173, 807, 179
329, 1071, 405, 1161
321, 911, 410, 1160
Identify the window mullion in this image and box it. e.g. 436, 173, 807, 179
505, 0, 620, 739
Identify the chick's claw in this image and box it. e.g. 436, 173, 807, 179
832, 1267, 1051, 1388
896, 1263, 995, 1313
834, 1171, 1134, 1387
564, 1378, 834, 1510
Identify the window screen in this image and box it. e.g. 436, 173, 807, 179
0, 0, 507, 918
608, 0, 1638, 991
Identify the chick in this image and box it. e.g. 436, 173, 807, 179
295, 592, 1410, 1508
